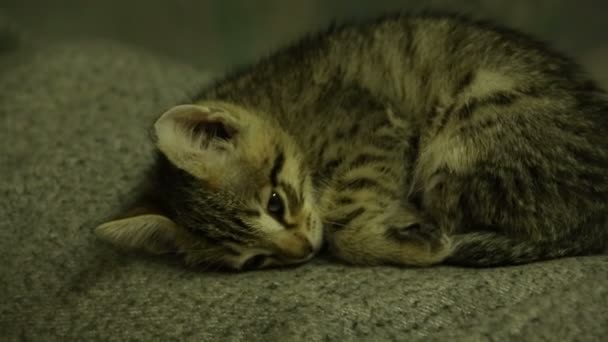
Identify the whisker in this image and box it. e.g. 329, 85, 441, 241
321, 218, 347, 227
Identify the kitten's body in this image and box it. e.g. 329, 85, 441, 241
97, 13, 608, 270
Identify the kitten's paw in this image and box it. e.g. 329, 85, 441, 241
385, 222, 443, 248
325, 206, 453, 267
382, 215, 452, 266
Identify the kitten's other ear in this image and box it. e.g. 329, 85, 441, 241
95, 210, 179, 254
154, 104, 242, 179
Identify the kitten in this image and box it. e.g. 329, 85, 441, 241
96, 12, 608, 270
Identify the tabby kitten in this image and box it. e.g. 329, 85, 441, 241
96, 12, 608, 271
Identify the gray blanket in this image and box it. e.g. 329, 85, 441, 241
1, 26, 607, 342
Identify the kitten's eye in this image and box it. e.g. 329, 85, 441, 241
242, 254, 266, 270
267, 191, 285, 218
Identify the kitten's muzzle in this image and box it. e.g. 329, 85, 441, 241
273, 231, 315, 260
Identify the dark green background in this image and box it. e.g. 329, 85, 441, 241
2, 0, 607, 86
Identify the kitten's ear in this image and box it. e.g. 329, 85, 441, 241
154, 104, 242, 178
95, 210, 179, 254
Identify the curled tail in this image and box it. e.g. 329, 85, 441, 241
445, 229, 608, 267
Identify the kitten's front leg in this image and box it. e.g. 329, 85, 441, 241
324, 202, 452, 266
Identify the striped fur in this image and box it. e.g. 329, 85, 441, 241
97, 12, 608, 270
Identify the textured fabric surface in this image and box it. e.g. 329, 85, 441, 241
1, 38, 607, 341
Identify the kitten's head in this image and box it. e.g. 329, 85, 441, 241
96, 102, 323, 271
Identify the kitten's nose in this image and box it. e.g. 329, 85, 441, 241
274, 232, 314, 260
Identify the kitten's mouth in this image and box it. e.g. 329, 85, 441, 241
280, 239, 321, 261
272, 232, 316, 259
285, 249, 317, 262
273, 245, 317, 264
